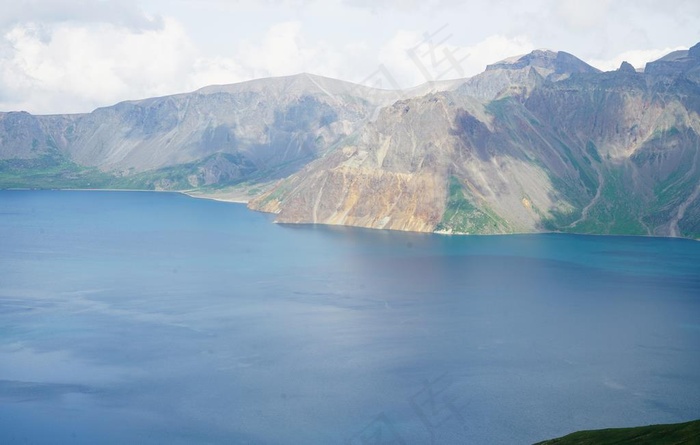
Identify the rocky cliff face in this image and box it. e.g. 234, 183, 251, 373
0, 74, 416, 189
2, 45, 700, 238
645, 42, 700, 80
0, 112, 79, 160
250, 47, 700, 239
64, 74, 389, 176
454, 49, 600, 101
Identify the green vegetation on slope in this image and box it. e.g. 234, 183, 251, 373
0, 152, 263, 192
435, 176, 510, 234
534, 419, 700, 445
643, 142, 700, 237
679, 207, 700, 239
564, 166, 648, 235
0, 154, 116, 189
113, 163, 201, 190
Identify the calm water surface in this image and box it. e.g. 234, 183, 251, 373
1, 190, 699, 444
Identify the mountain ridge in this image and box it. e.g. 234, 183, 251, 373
249, 45, 700, 239
2, 44, 699, 239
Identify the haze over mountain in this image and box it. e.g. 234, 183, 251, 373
2, 43, 700, 239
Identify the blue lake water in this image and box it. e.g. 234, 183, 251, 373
0, 190, 699, 444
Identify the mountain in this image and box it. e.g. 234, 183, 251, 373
644, 42, 700, 81
249, 47, 700, 239
455, 49, 600, 101
2, 45, 700, 239
0, 73, 434, 190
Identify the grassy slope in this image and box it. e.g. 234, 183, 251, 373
535, 419, 700, 445
0, 153, 253, 191
567, 166, 649, 236
435, 176, 510, 234
0, 155, 117, 189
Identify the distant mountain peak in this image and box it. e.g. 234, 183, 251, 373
194, 72, 361, 97
455, 49, 600, 102
618, 61, 637, 73
645, 41, 700, 78
486, 49, 599, 76
689, 42, 700, 58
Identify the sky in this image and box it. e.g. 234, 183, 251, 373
1, 0, 698, 115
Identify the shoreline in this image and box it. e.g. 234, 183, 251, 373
6, 187, 251, 204
182, 191, 249, 205
2, 188, 697, 241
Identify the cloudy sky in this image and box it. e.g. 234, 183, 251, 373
1, 0, 698, 114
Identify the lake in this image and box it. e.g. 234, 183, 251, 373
1, 190, 699, 444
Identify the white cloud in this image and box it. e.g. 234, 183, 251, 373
1, 0, 697, 115
588, 46, 688, 72
0, 0, 162, 31
461, 35, 534, 74
375, 31, 534, 89
0, 18, 360, 114
341, 0, 473, 13
0, 16, 539, 114
0, 19, 197, 114
235, 21, 342, 80
554, 0, 612, 30
190, 57, 245, 89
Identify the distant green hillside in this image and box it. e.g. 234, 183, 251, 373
535, 419, 700, 445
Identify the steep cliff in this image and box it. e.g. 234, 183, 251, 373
250, 48, 700, 239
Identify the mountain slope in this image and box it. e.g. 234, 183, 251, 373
250, 47, 700, 239
456, 49, 600, 101
0, 74, 419, 190
534, 418, 700, 444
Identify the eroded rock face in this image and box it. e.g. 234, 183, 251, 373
644, 44, 700, 80
253, 94, 457, 232
251, 47, 700, 239
64, 74, 394, 176
618, 61, 637, 73
0, 112, 79, 160
251, 94, 571, 235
